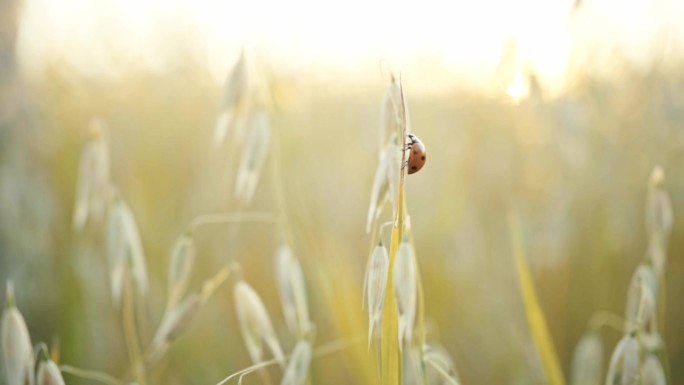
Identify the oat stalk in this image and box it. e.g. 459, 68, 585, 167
380, 79, 408, 385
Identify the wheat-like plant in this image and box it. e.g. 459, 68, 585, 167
364, 75, 461, 385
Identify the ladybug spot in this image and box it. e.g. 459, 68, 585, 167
411, 166, 417, 170
413, 151, 418, 155
421, 156, 425, 160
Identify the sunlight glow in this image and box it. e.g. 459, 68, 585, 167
506, 71, 530, 102
15, 0, 684, 94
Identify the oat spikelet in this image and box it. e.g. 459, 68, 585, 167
569, 332, 603, 385
366, 144, 401, 233
363, 241, 389, 347
393, 240, 417, 349
423, 345, 461, 385
235, 110, 271, 204
214, 50, 250, 146
107, 196, 149, 306
379, 80, 402, 156
167, 235, 195, 310
73, 118, 110, 232
274, 245, 311, 337
234, 280, 285, 366
280, 340, 312, 385
1, 282, 34, 385
605, 335, 639, 385
149, 294, 200, 362
36, 359, 66, 385
640, 355, 666, 385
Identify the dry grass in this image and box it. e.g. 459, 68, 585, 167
1, 48, 684, 385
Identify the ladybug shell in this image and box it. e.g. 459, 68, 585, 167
407, 135, 426, 174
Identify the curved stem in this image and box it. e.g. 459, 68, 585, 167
215, 338, 356, 385
397, 77, 408, 207
378, 221, 394, 246
425, 360, 460, 385
408, 230, 429, 385
59, 365, 124, 385
186, 212, 284, 234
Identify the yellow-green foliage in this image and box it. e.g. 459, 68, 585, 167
2, 52, 684, 385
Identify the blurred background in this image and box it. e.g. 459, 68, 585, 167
1, 0, 684, 384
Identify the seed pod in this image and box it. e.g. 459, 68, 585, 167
107, 197, 149, 306
569, 332, 603, 385
1, 283, 34, 385
234, 280, 285, 366
379, 80, 402, 155
73, 118, 111, 232
214, 50, 250, 145
605, 335, 639, 385
274, 245, 311, 337
280, 340, 312, 385
423, 344, 461, 385
393, 240, 417, 348
362, 241, 389, 347
36, 359, 66, 385
167, 235, 195, 309
149, 293, 201, 362
366, 144, 401, 233
640, 355, 666, 385
234, 110, 271, 204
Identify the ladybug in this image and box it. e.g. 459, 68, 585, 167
406, 134, 426, 174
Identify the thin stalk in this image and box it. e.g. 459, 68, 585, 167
215, 338, 356, 385
408, 229, 429, 385
186, 212, 284, 234
59, 365, 124, 385
144, 266, 233, 367
122, 271, 146, 385
380, 79, 408, 385
634, 280, 649, 333
425, 360, 460, 385
378, 221, 394, 246
509, 211, 565, 385
381, 224, 402, 385
268, 108, 295, 247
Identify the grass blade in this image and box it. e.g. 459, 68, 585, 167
509, 211, 565, 385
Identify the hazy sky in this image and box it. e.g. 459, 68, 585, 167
15, 0, 684, 93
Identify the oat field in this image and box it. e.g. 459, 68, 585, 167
2, 1, 684, 384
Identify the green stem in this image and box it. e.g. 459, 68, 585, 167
408, 230, 429, 385
59, 365, 124, 385
215, 338, 354, 385
380, 77, 407, 385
